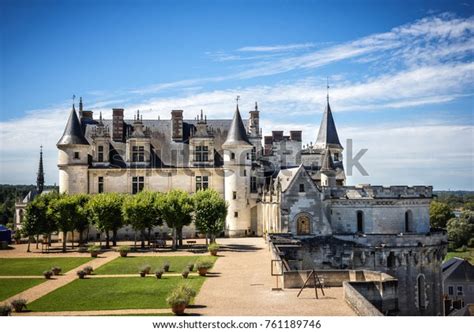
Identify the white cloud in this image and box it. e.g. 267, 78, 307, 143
237, 43, 316, 52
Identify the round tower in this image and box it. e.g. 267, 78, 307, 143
223, 103, 252, 237
57, 102, 90, 194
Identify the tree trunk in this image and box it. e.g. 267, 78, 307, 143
134, 231, 137, 249
147, 228, 152, 246
113, 229, 117, 247
177, 227, 183, 247
78, 229, 83, 247
105, 231, 110, 249
172, 227, 177, 251
71, 231, 74, 249
36, 235, 39, 249
140, 230, 145, 249
205, 232, 209, 246
27, 238, 31, 252
62, 231, 67, 252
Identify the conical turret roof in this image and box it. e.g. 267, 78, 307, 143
320, 147, 335, 172
315, 101, 342, 149
57, 105, 89, 146
223, 106, 251, 147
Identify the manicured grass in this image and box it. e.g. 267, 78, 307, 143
0, 258, 93, 276
95, 255, 217, 274
28, 276, 205, 312
0, 278, 45, 301
445, 248, 474, 263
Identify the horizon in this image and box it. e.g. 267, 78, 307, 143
0, 0, 473, 190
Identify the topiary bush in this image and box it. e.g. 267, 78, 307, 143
162, 261, 170, 272
181, 268, 190, 279
43, 270, 53, 279
118, 245, 130, 257
10, 299, 27, 313
88, 245, 100, 257
208, 243, 220, 256
77, 270, 87, 279
51, 266, 62, 275
186, 262, 195, 271
194, 257, 214, 276
83, 266, 94, 275
155, 269, 164, 279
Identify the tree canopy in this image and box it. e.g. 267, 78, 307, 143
429, 201, 454, 229
193, 189, 227, 243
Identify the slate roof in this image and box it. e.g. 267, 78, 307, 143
442, 257, 474, 283
57, 106, 89, 146
83, 117, 248, 168
320, 148, 335, 172
222, 106, 252, 147
314, 101, 342, 149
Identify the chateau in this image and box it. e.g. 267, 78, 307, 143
15, 95, 447, 315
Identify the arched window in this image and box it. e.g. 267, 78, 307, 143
19, 210, 23, 223
357, 211, 364, 233
296, 215, 311, 235
387, 252, 396, 268
405, 210, 413, 233
417, 274, 426, 309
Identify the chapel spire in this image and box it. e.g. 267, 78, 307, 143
36, 145, 45, 193
314, 82, 342, 150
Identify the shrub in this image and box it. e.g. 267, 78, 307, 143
83, 266, 94, 275
194, 257, 214, 270
77, 270, 87, 279
186, 262, 195, 271
468, 238, 474, 248
181, 268, 190, 279
162, 261, 170, 272
0, 305, 12, 316
43, 270, 53, 279
118, 245, 130, 257
166, 288, 190, 307
139, 265, 151, 274
176, 283, 197, 299
155, 269, 164, 279
10, 299, 27, 312
51, 266, 62, 275
208, 243, 220, 252
88, 245, 100, 253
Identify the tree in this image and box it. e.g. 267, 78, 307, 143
193, 189, 228, 244
70, 194, 90, 246
122, 191, 161, 248
429, 201, 454, 229
22, 192, 58, 251
447, 211, 474, 249
48, 194, 77, 252
86, 193, 124, 248
157, 189, 194, 250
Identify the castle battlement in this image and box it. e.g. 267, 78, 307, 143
326, 185, 433, 199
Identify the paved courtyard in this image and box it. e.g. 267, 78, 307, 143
1, 237, 354, 316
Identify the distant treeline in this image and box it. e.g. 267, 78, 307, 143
434, 191, 474, 210
0, 184, 58, 225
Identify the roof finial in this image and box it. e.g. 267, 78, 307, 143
255, 101, 258, 111
79, 96, 83, 111
236, 95, 240, 110
72, 94, 76, 111
326, 76, 330, 104
200, 109, 203, 121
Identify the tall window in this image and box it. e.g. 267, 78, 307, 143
233, 191, 237, 199
196, 176, 209, 191
132, 146, 145, 162
231, 152, 235, 160
250, 176, 257, 193
357, 211, 364, 233
74, 152, 80, 159
98, 145, 104, 162
98, 176, 104, 193
195, 146, 208, 162
132, 176, 144, 194
448, 286, 454, 296
457, 286, 464, 296
417, 275, 426, 309
251, 147, 256, 161
405, 210, 413, 233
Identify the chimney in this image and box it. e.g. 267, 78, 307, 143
290, 131, 302, 142
272, 131, 283, 142
112, 108, 124, 142
171, 110, 183, 141
264, 136, 273, 156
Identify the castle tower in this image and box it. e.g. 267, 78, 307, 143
223, 102, 253, 237
320, 147, 336, 187
57, 102, 90, 194
247, 102, 263, 161
314, 95, 344, 166
36, 145, 45, 193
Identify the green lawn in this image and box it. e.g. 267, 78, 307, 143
0, 258, 93, 276
445, 248, 474, 263
28, 276, 205, 312
0, 278, 45, 301
94, 255, 217, 274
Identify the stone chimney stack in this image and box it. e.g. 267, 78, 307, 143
171, 110, 183, 141
112, 108, 124, 142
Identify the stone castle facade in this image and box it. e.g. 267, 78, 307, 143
50, 95, 447, 315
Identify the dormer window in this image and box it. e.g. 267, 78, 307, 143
299, 184, 305, 192
98, 145, 104, 162
74, 152, 80, 159
195, 145, 208, 162
231, 152, 235, 160
132, 146, 145, 162
334, 153, 339, 161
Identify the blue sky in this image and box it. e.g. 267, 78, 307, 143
0, 0, 473, 190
